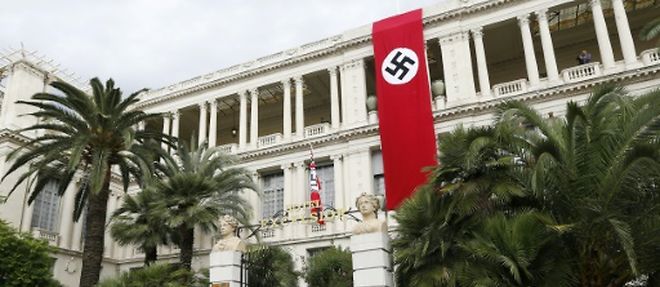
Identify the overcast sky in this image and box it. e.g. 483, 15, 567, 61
1, 0, 442, 92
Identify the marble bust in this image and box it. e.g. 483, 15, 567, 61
352, 193, 388, 235
211, 215, 247, 252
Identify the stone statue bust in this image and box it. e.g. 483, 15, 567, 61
352, 193, 388, 235
211, 215, 247, 252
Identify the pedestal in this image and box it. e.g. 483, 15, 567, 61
209, 251, 243, 287
351, 232, 393, 287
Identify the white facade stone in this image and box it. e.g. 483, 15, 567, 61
0, 0, 659, 286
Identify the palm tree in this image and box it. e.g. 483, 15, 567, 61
499, 85, 660, 286
151, 142, 257, 270
394, 124, 531, 286
640, 17, 660, 46
457, 212, 575, 287
2, 78, 170, 287
110, 188, 171, 266
393, 85, 660, 286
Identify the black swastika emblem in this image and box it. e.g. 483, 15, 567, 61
385, 51, 416, 80
381, 48, 419, 85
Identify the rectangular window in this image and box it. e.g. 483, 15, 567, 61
31, 181, 61, 232
372, 150, 385, 196
315, 164, 335, 207
261, 173, 284, 219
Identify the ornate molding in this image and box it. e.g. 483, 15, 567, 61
231, 64, 660, 162
135, 0, 522, 109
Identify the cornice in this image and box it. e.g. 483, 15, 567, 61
136, 0, 517, 109
234, 63, 660, 162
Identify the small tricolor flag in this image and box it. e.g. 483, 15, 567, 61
309, 149, 324, 225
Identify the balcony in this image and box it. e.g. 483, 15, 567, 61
32, 228, 59, 246
493, 79, 528, 97
258, 133, 282, 147
216, 143, 238, 154
641, 48, 659, 66
304, 123, 331, 138
562, 62, 602, 83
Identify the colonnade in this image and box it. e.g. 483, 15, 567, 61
160, 67, 344, 151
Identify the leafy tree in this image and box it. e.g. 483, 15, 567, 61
304, 247, 352, 287
150, 142, 257, 270
247, 245, 299, 287
96, 264, 208, 287
2, 78, 169, 287
110, 188, 172, 266
0, 220, 61, 287
394, 85, 660, 286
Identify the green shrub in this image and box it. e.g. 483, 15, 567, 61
0, 220, 61, 287
97, 264, 208, 287
304, 247, 352, 287
247, 245, 298, 287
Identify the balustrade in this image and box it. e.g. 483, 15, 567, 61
641, 48, 660, 66
32, 228, 59, 245
258, 133, 282, 147
216, 143, 238, 154
304, 123, 331, 138
493, 79, 528, 96
561, 62, 601, 83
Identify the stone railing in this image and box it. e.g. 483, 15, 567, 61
641, 48, 660, 66
493, 79, 527, 96
261, 229, 275, 239
304, 123, 331, 138
216, 143, 238, 154
562, 62, 601, 83
32, 228, 59, 245
258, 133, 282, 147
311, 224, 327, 233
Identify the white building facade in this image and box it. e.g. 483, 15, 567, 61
0, 0, 659, 286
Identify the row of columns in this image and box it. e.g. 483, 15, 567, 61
467, 0, 639, 97
518, 0, 638, 86
161, 68, 342, 151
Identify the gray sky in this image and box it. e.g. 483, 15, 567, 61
1, 0, 442, 92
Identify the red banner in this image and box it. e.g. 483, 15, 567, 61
372, 9, 438, 210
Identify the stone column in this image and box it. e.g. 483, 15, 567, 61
536, 9, 560, 83
295, 161, 307, 204
161, 113, 171, 151
209, 100, 218, 148
198, 103, 208, 146
329, 67, 340, 129
58, 184, 77, 249
282, 79, 292, 140
294, 76, 305, 138
282, 163, 293, 209
331, 155, 345, 209
438, 32, 477, 107
171, 110, 180, 139
471, 27, 491, 97
112, 194, 124, 259
351, 232, 393, 287
250, 88, 259, 148
104, 192, 118, 258
72, 218, 83, 251
340, 59, 368, 127
590, 0, 616, 70
238, 91, 248, 149
611, 0, 639, 68
518, 14, 540, 87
